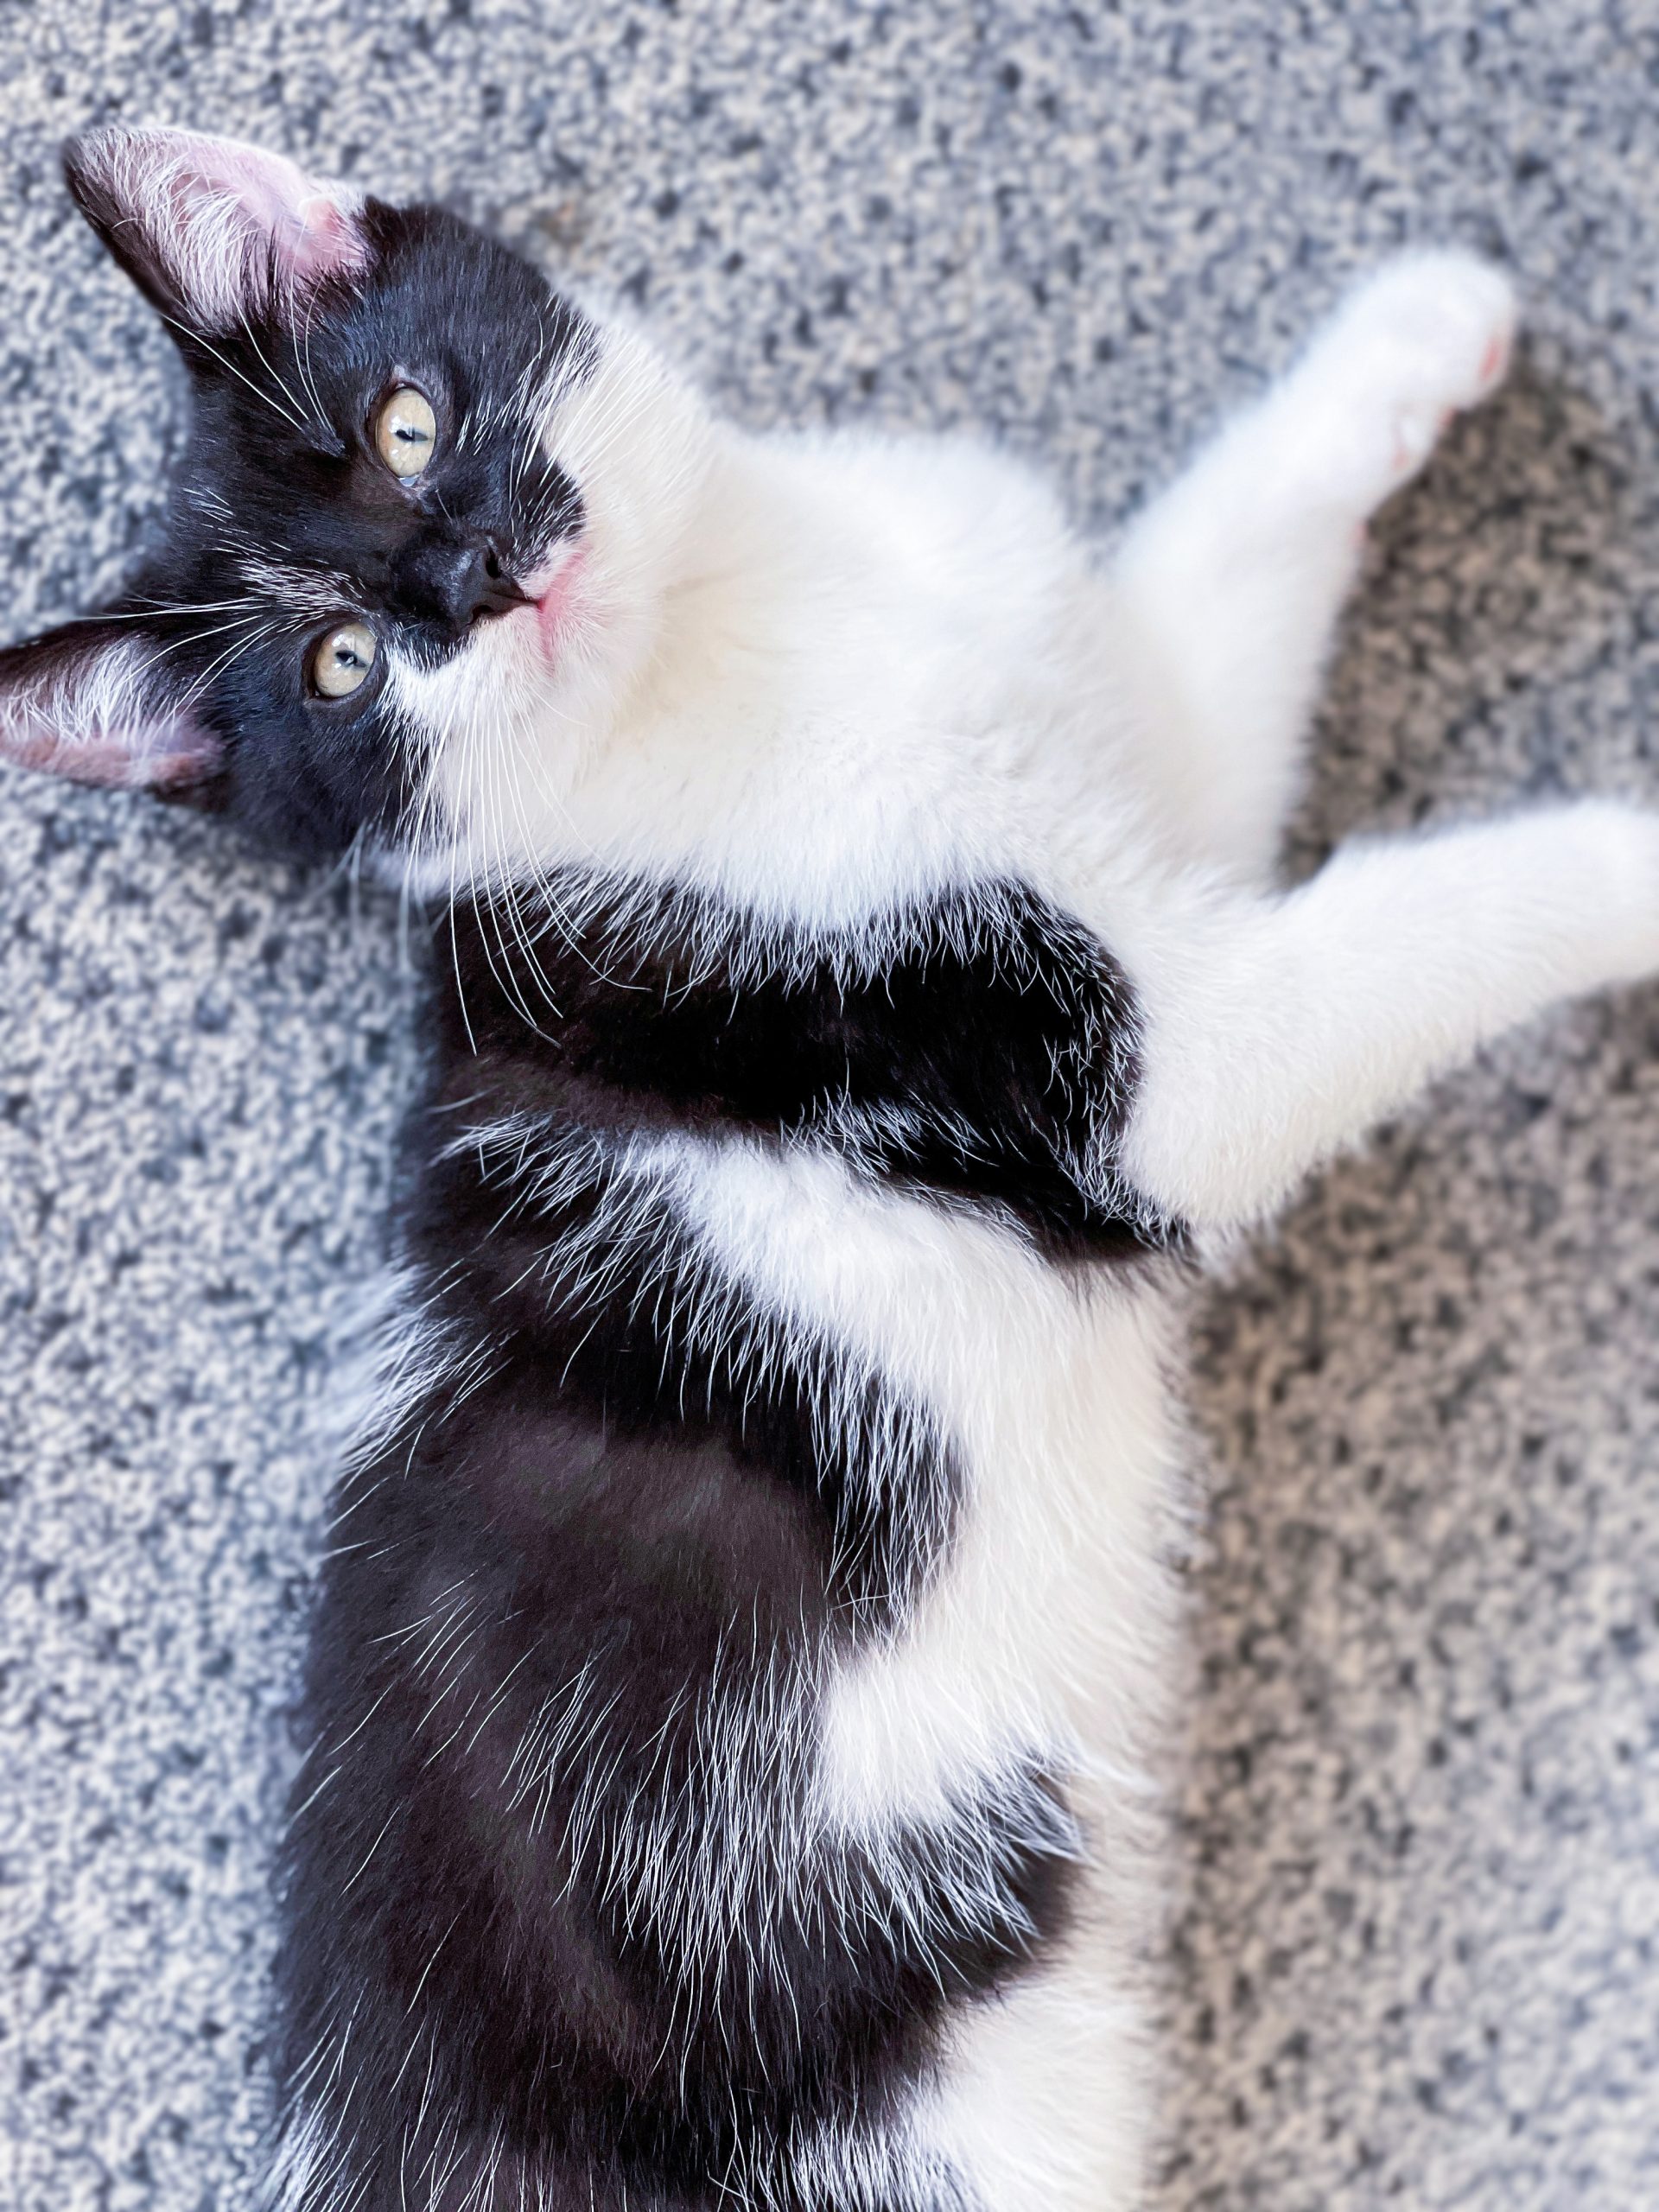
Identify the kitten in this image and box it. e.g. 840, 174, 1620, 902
3, 124, 1653, 2212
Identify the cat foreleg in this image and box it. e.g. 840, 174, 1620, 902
1111, 251, 1516, 879
1120, 804, 1659, 1225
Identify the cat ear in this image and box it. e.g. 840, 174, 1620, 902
62, 124, 369, 336
0, 619, 224, 799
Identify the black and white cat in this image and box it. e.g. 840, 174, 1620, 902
4, 124, 1652, 2212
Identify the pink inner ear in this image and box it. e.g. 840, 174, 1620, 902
0, 629, 224, 794
3, 727, 216, 793
79, 124, 370, 328
175, 135, 369, 289
291, 191, 365, 285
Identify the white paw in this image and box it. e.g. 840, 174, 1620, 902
1561, 801, 1659, 986
1295, 250, 1518, 505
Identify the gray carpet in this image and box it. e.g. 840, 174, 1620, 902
6, 4, 1659, 2206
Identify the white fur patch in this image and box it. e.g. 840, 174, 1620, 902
658, 1136, 1183, 1822
628, 1134, 1181, 2212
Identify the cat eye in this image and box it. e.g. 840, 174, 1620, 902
374, 385, 437, 480
310, 620, 378, 699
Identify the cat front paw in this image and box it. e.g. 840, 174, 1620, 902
1296, 251, 1519, 505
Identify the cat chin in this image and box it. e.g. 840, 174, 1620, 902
376, 606, 613, 893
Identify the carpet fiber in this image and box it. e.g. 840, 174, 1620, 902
6, 5, 1659, 2206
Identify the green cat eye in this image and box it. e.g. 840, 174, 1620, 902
310, 620, 377, 699
374, 385, 437, 480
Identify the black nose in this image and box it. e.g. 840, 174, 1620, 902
400, 529, 525, 632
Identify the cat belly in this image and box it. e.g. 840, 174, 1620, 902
667, 1134, 1185, 2209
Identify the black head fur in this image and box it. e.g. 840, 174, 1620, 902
1, 139, 591, 860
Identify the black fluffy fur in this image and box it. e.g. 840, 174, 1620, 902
443, 880, 1172, 1253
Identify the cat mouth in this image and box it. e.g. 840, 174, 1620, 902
523, 543, 588, 666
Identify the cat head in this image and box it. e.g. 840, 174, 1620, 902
0, 125, 708, 870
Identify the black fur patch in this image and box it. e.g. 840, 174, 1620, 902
281, 1178, 1073, 2208
441, 875, 1177, 1257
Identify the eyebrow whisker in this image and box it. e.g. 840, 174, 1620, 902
157, 311, 314, 439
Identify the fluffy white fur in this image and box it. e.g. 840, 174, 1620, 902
347, 246, 1659, 2208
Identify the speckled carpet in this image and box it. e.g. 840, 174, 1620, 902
6, 4, 1659, 2207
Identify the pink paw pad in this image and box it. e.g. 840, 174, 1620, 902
1476, 332, 1510, 393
